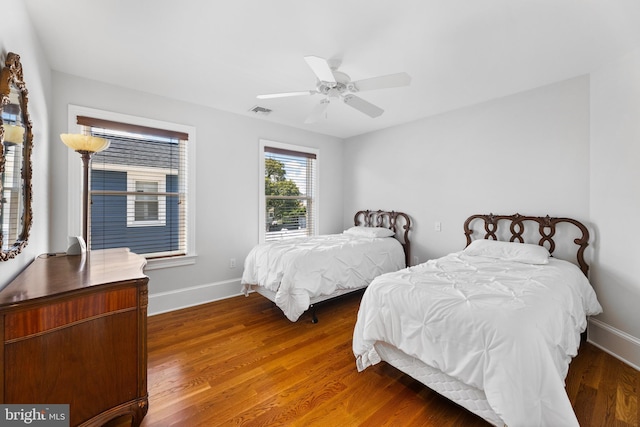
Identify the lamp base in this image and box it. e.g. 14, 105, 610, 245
66, 235, 87, 255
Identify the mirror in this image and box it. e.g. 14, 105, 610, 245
0, 52, 32, 261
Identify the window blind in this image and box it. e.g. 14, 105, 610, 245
0, 139, 22, 250
264, 146, 316, 242
1, 106, 24, 250
82, 118, 188, 258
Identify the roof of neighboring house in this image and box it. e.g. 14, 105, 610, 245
92, 135, 180, 170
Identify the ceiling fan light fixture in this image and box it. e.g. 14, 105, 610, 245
327, 87, 342, 98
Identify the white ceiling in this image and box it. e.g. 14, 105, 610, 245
23, 0, 640, 139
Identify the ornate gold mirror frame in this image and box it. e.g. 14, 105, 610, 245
0, 52, 33, 261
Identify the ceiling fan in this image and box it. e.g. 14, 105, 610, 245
257, 56, 411, 123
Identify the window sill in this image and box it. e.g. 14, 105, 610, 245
144, 253, 197, 271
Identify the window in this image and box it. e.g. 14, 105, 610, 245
67, 106, 196, 269
260, 140, 318, 243
126, 170, 167, 227
134, 181, 160, 222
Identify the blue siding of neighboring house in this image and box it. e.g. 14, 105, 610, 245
91, 170, 180, 254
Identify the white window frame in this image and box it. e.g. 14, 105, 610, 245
67, 105, 197, 270
259, 139, 319, 244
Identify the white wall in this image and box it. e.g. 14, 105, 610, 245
343, 76, 590, 264
50, 72, 343, 314
0, 0, 51, 287
2, 1, 637, 367
589, 48, 640, 368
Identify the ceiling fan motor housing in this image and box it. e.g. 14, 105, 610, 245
317, 70, 356, 97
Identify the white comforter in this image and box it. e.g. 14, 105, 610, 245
353, 252, 602, 427
241, 234, 405, 321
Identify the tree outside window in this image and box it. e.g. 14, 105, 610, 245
265, 158, 307, 231
261, 142, 317, 242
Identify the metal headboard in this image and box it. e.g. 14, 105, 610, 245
463, 213, 590, 276
354, 210, 411, 267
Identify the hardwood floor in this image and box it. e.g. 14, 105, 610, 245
141, 292, 639, 427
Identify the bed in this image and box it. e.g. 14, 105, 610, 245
242, 210, 411, 323
353, 213, 603, 427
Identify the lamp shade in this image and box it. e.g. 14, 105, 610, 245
60, 133, 110, 153
2, 124, 25, 145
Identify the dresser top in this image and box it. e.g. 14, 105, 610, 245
0, 248, 147, 308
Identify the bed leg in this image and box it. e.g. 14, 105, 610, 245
310, 305, 318, 324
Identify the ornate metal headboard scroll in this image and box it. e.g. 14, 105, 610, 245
463, 213, 590, 276
354, 210, 411, 267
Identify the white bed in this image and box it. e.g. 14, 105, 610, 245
242, 210, 411, 322
352, 213, 603, 427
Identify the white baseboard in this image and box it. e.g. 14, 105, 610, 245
148, 278, 243, 316
588, 318, 640, 370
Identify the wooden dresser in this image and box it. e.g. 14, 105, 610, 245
0, 248, 149, 426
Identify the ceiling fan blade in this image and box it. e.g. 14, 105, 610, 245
257, 90, 315, 100
343, 95, 384, 118
353, 72, 411, 92
304, 55, 336, 83
304, 100, 329, 124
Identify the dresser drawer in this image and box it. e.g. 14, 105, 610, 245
4, 287, 138, 342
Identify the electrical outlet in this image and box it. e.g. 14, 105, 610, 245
229, 258, 236, 268
434, 221, 442, 232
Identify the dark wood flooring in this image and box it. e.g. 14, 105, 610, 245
140, 291, 639, 426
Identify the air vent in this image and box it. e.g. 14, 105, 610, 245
249, 105, 272, 115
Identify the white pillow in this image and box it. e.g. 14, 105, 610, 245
463, 239, 550, 264
344, 226, 395, 238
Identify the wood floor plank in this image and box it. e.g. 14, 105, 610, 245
566, 339, 603, 402
587, 348, 622, 426
141, 292, 640, 426
616, 364, 638, 426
